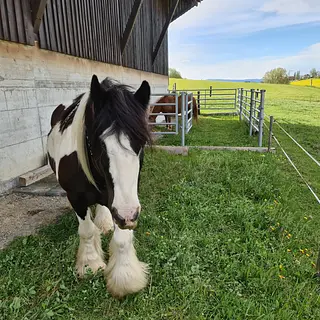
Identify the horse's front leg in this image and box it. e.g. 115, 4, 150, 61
94, 204, 114, 235
105, 224, 148, 298
68, 197, 106, 276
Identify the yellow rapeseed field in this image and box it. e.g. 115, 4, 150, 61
291, 79, 320, 88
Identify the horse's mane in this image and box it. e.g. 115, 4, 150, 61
72, 77, 151, 190
92, 78, 151, 146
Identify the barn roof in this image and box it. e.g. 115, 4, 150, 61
173, 0, 203, 22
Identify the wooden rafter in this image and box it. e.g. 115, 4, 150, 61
31, 0, 48, 33
121, 0, 144, 54
152, 0, 179, 65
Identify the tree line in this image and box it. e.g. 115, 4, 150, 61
263, 67, 320, 84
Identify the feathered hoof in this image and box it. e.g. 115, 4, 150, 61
76, 255, 106, 277
105, 260, 149, 298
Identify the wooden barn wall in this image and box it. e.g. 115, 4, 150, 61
0, 0, 34, 45
38, 0, 170, 75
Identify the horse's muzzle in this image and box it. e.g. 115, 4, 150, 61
111, 207, 139, 230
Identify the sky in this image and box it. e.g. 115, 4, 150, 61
168, 0, 320, 80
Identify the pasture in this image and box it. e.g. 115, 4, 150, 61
169, 79, 320, 195
1, 79, 320, 319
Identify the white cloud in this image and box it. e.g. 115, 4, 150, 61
170, 43, 320, 79
170, 0, 320, 35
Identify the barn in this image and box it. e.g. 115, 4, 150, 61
0, 0, 202, 193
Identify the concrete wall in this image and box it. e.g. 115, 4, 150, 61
0, 41, 168, 193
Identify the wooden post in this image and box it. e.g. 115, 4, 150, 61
209, 85, 212, 97
268, 115, 274, 152
197, 91, 201, 115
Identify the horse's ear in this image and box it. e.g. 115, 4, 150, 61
90, 74, 101, 100
134, 80, 150, 109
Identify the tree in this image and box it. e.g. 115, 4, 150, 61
169, 68, 182, 79
310, 68, 318, 78
262, 67, 290, 84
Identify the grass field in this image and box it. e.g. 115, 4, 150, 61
168, 78, 320, 195
291, 79, 320, 88
1, 79, 320, 319
1, 149, 320, 319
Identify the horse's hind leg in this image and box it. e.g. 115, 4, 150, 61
94, 204, 114, 235
104, 224, 148, 298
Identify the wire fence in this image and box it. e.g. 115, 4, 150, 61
264, 115, 320, 205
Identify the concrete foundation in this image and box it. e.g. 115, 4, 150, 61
0, 41, 168, 193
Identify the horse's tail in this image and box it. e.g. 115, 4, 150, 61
192, 96, 198, 123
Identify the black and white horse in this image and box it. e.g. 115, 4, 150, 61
47, 75, 151, 298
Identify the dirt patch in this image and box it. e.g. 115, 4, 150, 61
0, 193, 71, 249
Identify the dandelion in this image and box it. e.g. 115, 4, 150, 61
270, 226, 275, 231
287, 249, 291, 253
279, 275, 285, 279
146, 232, 151, 236
279, 264, 284, 270
299, 249, 305, 254
286, 233, 292, 239
306, 254, 310, 257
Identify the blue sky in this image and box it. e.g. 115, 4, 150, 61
168, 0, 320, 79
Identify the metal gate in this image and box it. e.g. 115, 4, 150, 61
148, 91, 193, 146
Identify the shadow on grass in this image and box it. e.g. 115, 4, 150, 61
38, 210, 77, 244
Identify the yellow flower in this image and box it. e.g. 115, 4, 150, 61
279, 264, 283, 270
279, 275, 285, 279
287, 249, 291, 252
146, 232, 151, 236
312, 262, 316, 268
300, 249, 305, 254
306, 254, 310, 257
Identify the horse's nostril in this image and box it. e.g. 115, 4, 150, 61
131, 211, 139, 222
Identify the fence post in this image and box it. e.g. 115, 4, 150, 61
234, 88, 237, 111
268, 115, 274, 152
197, 91, 201, 115
249, 89, 254, 136
173, 83, 176, 92
258, 89, 265, 147
209, 85, 212, 97
181, 92, 186, 147
175, 92, 179, 134
239, 88, 243, 121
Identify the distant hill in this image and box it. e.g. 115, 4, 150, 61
207, 79, 262, 83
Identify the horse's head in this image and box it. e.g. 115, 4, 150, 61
79, 75, 151, 230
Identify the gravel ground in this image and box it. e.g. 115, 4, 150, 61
0, 193, 71, 249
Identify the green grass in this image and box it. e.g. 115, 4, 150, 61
167, 78, 320, 196
1, 149, 320, 319
156, 115, 265, 147
1, 79, 320, 319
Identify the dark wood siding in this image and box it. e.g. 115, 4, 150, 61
0, 0, 34, 45
38, 0, 168, 75
0, 0, 200, 75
